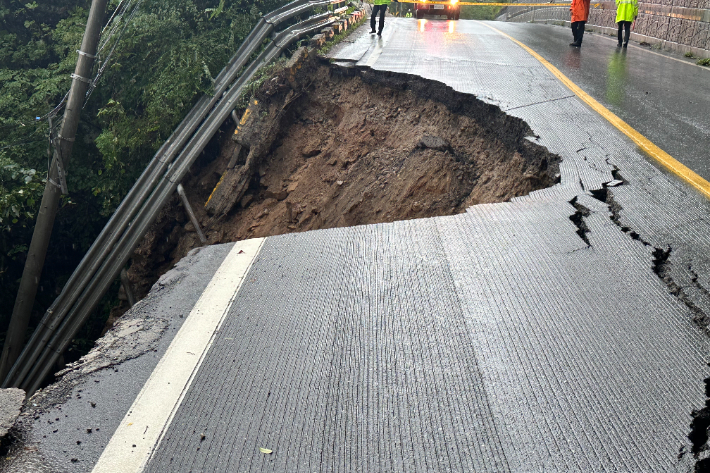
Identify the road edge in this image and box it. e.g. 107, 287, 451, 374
91, 238, 265, 473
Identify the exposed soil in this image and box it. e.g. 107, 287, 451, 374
115, 55, 561, 323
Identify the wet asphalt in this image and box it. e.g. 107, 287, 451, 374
5, 19, 710, 473
492, 22, 710, 181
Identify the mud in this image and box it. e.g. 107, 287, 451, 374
118, 56, 561, 320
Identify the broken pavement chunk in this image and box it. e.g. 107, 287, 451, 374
320, 27, 335, 40
0, 388, 25, 439
309, 34, 326, 48
417, 135, 451, 152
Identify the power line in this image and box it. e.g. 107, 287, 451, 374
0, 139, 46, 152
86, 0, 145, 103
2, 0, 143, 135
99, 0, 128, 46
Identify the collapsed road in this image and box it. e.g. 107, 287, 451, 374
124, 50, 561, 302
2, 18, 710, 473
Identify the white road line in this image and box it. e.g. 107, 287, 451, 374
366, 37, 386, 67
365, 21, 395, 67
92, 238, 265, 473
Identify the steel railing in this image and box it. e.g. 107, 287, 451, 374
3, 0, 351, 395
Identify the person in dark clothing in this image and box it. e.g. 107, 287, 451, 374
569, 0, 591, 47
571, 21, 586, 47
371, 0, 393, 36
617, 21, 631, 47
615, 0, 638, 47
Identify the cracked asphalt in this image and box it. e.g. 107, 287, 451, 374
490, 22, 710, 181
4, 19, 710, 472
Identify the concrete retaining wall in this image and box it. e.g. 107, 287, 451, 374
497, 1, 710, 58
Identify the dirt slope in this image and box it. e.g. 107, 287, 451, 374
117, 56, 561, 322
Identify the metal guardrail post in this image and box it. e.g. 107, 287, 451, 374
119, 269, 136, 308
177, 184, 207, 244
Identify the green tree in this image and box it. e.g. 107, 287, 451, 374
459, 3, 507, 20
0, 0, 288, 357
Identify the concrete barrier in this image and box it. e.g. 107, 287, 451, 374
310, 33, 326, 47
498, 2, 710, 58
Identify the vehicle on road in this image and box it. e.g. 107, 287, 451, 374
415, 0, 460, 20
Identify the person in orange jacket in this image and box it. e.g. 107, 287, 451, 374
569, 0, 591, 47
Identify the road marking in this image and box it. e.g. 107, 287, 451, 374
364, 21, 396, 67
592, 30, 710, 71
478, 21, 710, 200
92, 238, 265, 473
366, 36, 386, 67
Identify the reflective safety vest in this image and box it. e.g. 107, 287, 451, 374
405, 11, 412, 17
615, 0, 638, 22
374, 0, 391, 5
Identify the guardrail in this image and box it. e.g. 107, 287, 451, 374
3, 0, 355, 396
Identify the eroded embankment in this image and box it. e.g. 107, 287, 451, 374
120, 50, 561, 318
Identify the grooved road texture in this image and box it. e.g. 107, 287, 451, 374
144, 212, 708, 472
143, 20, 710, 472
441, 201, 708, 471
146, 225, 509, 472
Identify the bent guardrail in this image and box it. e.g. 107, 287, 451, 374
3, 0, 354, 395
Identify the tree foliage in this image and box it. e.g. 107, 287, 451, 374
459, 4, 506, 21
0, 0, 288, 349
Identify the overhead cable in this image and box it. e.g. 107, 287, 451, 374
85, 0, 145, 104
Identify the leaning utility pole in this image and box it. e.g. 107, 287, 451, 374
0, 0, 109, 383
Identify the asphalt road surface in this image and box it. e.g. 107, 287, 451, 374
492, 21, 710, 182
4, 19, 710, 473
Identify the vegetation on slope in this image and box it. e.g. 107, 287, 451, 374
0, 0, 286, 357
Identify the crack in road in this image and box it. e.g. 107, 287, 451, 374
503, 94, 576, 112
587, 185, 710, 331
688, 378, 710, 468
570, 181, 710, 468
568, 196, 591, 247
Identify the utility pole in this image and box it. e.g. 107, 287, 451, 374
0, 0, 109, 383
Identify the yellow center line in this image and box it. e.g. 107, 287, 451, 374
477, 21, 710, 200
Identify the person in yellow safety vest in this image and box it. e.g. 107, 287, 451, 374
371, 0, 397, 36
405, 9, 412, 17
615, 0, 638, 47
